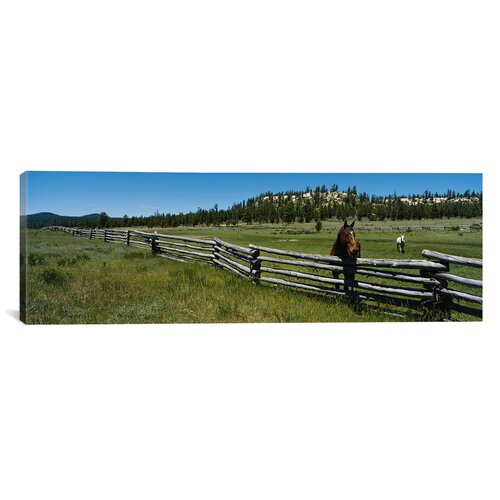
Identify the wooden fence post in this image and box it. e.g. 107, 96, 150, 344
90, 229, 93, 240
212, 240, 219, 264
126, 230, 130, 246
420, 261, 451, 319
104, 229, 108, 242
151, 233, 159, 254
250, 249, 261, 283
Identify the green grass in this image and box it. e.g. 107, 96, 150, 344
134, 215, 482, 234
21, 223, 482, 324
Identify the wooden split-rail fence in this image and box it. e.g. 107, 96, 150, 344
49, 226, 483, 320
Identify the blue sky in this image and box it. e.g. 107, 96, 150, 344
23, 172, 482, 217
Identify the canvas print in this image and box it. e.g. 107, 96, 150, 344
20, 172, 482, 324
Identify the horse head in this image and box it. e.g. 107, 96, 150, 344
330, 220, 361, 259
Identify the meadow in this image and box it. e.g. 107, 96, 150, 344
21, 219, 482, 324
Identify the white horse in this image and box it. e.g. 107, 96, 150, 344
396, 234, 406, 253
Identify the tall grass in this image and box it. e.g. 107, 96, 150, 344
21, 230, 388, 324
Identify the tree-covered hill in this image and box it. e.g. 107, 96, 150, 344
125, 186, 482, 228
25, 185, 482, 229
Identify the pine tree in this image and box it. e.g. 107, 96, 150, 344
98, 212, 109, 228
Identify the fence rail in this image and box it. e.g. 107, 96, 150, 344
356, 224, 482, 232
48, 226, 483, 320
247, 224, 482, 232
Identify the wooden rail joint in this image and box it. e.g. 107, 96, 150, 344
420, 249, 485, 320
250, 252, 261, 282
151, 234, 160, 254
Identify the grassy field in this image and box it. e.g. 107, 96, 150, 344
145, 216, 482, 234
143, 220, 482, 261
21, 220, 482, 324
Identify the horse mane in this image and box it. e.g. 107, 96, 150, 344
329, 236, 339, 256
329, 224, 347, 256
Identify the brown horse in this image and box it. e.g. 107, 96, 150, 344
329, 220, 361, 290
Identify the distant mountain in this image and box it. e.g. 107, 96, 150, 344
21, 212, 101, 229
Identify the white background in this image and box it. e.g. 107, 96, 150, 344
1, 1, 499, 499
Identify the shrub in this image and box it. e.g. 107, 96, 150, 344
56, 254, 89, 266
41, 268, 67, 285
28, 253, 46, 266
